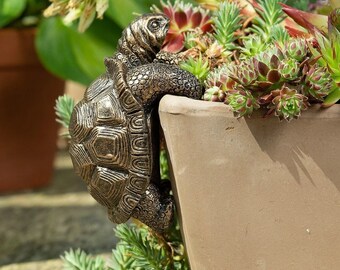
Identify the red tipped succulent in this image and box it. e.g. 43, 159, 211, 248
153, 0, 213, 52
280, 3, 328, 35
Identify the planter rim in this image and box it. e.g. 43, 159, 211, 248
159, 95, 340, 119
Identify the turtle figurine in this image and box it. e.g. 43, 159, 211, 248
69, 13, 202, 233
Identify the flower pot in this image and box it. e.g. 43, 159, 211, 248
159, 95, 340, 270
0, 28, 64, 193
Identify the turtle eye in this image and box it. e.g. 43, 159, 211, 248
148, 19, 160, 32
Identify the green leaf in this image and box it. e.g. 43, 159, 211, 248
106, 0, 153, 28
36, 16, 121, 85
323, 86, 340, 107
0, 0, 27, 27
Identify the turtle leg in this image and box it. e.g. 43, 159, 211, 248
132, 183, 174, 233
126, 62, 203, 108
153, 51, 182, 66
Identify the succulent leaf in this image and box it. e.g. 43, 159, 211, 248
267, 69, 281, 83
280, 3, 328, 34
226, 89, 260, 117
323, 85, 340, 107
257, 61, 270, 77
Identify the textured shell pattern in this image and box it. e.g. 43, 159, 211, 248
69, 72, 151, 224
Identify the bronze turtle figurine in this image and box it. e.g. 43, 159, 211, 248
69, 13, 202, 233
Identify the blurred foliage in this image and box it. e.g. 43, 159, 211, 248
37, 0, 161, 85
55, 94, 75, 131
0, 0, 26, 27
62, 249, 106, 270
61, 215, 189, 270
285, 0, 316, 11
160, 149, 170, 180
0, 0, 176, 85
36, 15, 121, 85
0, 0, 49, 27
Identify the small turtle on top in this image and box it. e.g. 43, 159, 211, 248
69, 13, 202, 233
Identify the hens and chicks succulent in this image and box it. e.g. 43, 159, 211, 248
156, 0, 340, 121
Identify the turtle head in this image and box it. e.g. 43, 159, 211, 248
118, 13, 170, 64
144, 13, 170, 49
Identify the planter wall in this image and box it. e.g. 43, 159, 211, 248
0, 28, 64, 192
159, 95, 340, 270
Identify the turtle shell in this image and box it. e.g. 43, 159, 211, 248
69, 73, 152, 224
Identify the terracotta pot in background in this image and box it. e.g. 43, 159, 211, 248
160, 95, 340, 270
0, 28, 64, 193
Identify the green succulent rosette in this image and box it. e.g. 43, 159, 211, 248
278, 58, 300, 81
203, 86, 227, 102
302, 64, 334, 101
283, 39, 308, 62
270, 86, 309, 121
226, 89, 260, 117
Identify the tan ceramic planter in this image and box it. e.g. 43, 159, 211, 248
159, 95, 340, 270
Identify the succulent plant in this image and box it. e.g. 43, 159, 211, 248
203, 65, 235, 102
203, 86, 226, 102
182, 31, 230, 70
301, 64, 334, 101
157, 0, 339, 120
212, 1, 242, 51
278, 58, 300, 81
329, 7, 340, 31
180, 53, 210, 83
205, 65, 235, 91
283, 38, 308, 62
227, 59, 259, 88
152, 0, 212, 52
250, 0, 286, 41
240, 35, 269, 59
282, 4, 340, 106
226, 89, 260, 117
269, 86, 309, 121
